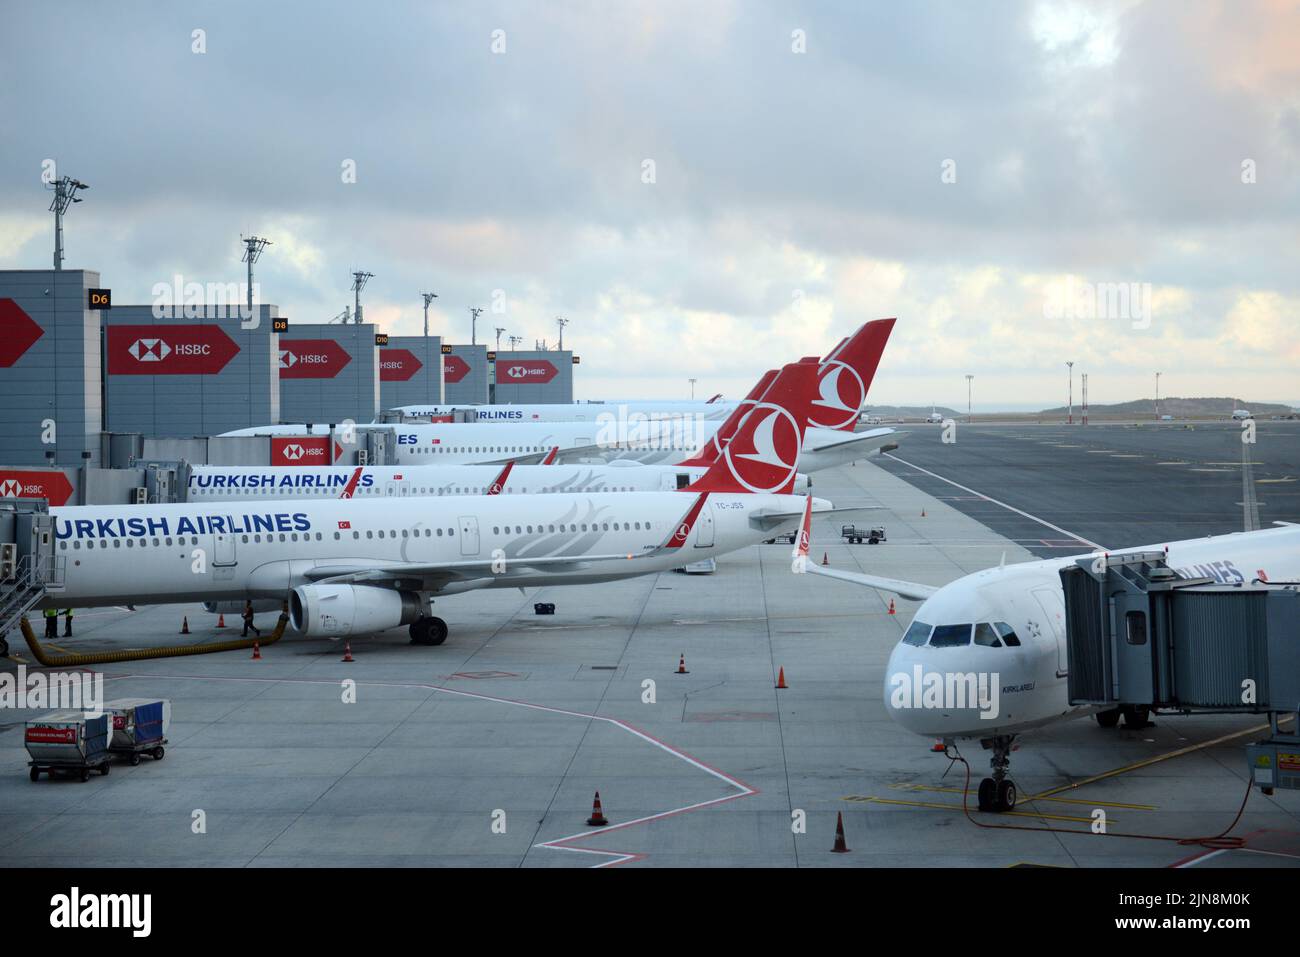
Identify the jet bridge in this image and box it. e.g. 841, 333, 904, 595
0, 499, 64, 654
1060, 552, 1300, 794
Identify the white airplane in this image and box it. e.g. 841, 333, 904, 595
1232, 409, 1253, 421
184, 459, 809, 501
792, 502, 1300, 812
43, 362, 836, 647
225, 319, 904, 472
385, 398, 738, 424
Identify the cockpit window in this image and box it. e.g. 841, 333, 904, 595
974, 623, 1002, 647
901, 621, 932, 646
994, 622, 1021, 647
929, 624, 973, 647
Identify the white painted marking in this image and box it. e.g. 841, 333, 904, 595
883, 453, 1105, 550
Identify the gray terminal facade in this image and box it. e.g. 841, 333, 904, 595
278, 324, 380, 425
0, 269, 104, 466
378, 336, 444, 412
490, 350, 574, 404
103, 304, 281, 437
443, 343, 489, 405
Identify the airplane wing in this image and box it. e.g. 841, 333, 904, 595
304, 552, 652, 590
806, 427, 908, 454
790, 494, 939, 601
749, 504, 883, 532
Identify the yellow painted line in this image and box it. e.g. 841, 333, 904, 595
1030, 715, 1293, 801
1188, 468, 1232, 473
1257, 477, 1296, 484
888, 782, 1155, 810
1156, 461, 1187, 465
858, 795, 1097, 824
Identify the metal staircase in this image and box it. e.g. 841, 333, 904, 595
0, 500, 62, 656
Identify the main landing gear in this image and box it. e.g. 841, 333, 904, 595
977, 735, 1017, 813
409, 616, 448, 646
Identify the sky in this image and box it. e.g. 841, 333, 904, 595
2, 0, 1298, 407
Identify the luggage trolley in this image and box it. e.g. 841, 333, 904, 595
25, 711, 112, 782
104, 698, 170, 765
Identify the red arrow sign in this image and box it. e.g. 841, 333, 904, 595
498, 359, 558, 383
279, 339, 353, 379
0, 470, 74, 507
443, 355, 472, 384
271, 437, 345, 465
107, 325, 241, 375
0, 299, 45, 367
380, 348, 423, 382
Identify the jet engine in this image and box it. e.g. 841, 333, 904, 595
290, 584, 423, 638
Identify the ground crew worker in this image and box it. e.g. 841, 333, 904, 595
62, 608, 73, 637
241, 601, 261, 638
43, 607, 59, 639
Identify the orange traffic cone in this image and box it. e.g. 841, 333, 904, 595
216, 613, 226, 628
251, 641, 261, 660
586, 791, 609, 826
831, 812, 849, 853
921, 508, 926, 518
180, 616, 190, 635
888, 599, 896, 615
821, 552, 829, 566
776, 667, 788, 689
676, 654, 688, 674
342, 642, 354, 663
931, 740, 947, 752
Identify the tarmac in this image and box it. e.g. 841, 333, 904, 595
2, 422, 1298, 867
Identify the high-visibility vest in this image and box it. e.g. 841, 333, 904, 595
62, 609, 73, 617
43, 608, 59, 618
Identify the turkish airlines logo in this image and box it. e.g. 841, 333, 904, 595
128, 338, 172, 361
808, 360, 866, 430
722, 402, 801, 493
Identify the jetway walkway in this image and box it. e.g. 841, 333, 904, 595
1061, 551, 1300, 794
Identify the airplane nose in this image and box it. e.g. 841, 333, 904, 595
883, 643, 931, 735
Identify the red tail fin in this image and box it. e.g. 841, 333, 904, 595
809, 318, 896, 431
684, 361, 818, 494
677, 369, 779, 466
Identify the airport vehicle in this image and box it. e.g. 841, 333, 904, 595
926, 410, 944, 424
225, 319, 903, 473
793, 502, 1300, 812
26, 712, 112, 782
184, 460, 814, 501
42, 363, 834, 647
1232, 409, 1253, 420
841, 524, 885, 544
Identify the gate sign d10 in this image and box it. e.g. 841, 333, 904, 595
443, 354, 471, 384
106, 325, 241, 375
498, 359, 558, 383
88, 288, 112, 310
278, 339, 352, 379
380, 348, 423, 381
271, 437, 345, 466
0, 470, 74, 507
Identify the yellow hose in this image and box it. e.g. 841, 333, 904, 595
20, 608, 289, 666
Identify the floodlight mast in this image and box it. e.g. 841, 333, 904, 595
508, 335, 523, 350
48, 176, 89, 271
240, 235, 272, 314
495, 327, 505, 350
469, 307, 483, 345
556, 316, 569, 351
351, 271, 374, 324
421, 292, 438, 338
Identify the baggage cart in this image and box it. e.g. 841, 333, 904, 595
104, 698, 170, 765
25, 711, 111, 782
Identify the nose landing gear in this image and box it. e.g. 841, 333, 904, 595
977, 735, 1017, 812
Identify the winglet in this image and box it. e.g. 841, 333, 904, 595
339, 466, 366, 499
661, 493, 711, 550
794, 493, 813, 561
540, 446, 559, 465
706, 393, 722, 404
486, 460, 514, 495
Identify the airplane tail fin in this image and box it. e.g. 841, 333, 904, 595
684, 361, 818, 494
677, 368, 779, 466
809, 318, 896, 431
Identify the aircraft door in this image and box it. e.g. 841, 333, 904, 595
1031, 587, 1068, 676
693, 506, 715, 547
458, 516, 480, 556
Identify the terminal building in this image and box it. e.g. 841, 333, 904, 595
379, 336, 445, 412
278, 324, 381, 425
490, 349, 574, 404
443, 343, 489, 405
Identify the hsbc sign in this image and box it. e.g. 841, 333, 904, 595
443, 355, 472, 384
271, 437, 345, 466
0, 470, 74, 507
380, 348, 423, 382
0, 299, 45, 367
499, 359, 558, 383
279, 339, 352, 379
107, 325, 240, 375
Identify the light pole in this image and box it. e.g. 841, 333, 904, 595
1066, 361, 1075, 425
556, 316, 569, 351
508, 335, 522, 350
48, 175, 89, 270
351, 271, 373, 324
240, 236, 272, 316
1155, 372, 1161, 420
469, 307, 483, 345
689, 378, 697, 400
965, 374, 974, 423
421, 292, 438, 338
495, 327, 505, 351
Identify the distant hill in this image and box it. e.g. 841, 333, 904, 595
1038, 397, 1298, 416
863, 405, 962, 418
